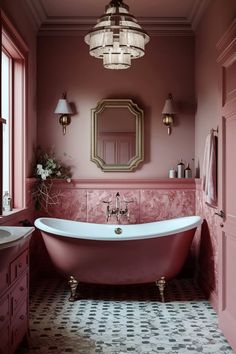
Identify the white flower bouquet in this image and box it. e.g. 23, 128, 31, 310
32, 147, 72, 211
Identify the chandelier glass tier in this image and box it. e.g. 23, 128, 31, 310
84, 0, 150, 69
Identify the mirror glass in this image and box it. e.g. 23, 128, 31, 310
91, 99, 144, 171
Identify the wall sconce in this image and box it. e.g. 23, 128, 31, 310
162, 93, 176, 135
54, 93, 73, 135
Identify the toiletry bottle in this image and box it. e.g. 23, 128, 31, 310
3, 191, 12, 212
169, 168, 176, 178
177, 159, 185, 178
184, 163, 192, 178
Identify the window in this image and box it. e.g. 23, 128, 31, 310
1, 15, 27, 213
1, 49, 11, 194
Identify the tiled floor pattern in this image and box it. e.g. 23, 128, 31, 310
17, 277, 234, 354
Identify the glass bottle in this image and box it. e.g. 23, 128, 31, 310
3, 191, 12, 212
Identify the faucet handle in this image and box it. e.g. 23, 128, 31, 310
102, 200, 111, 204
124, 199, 134, 204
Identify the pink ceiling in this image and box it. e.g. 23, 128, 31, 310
39, 0, 198, 19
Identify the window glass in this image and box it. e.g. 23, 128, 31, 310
1, 50, 11, 195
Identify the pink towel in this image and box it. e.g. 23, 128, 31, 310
202, 130, 217, 207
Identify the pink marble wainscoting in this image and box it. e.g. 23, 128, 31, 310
140, 189, 195, 223
48, 188, 88, 221
29, 178, 197, 224
193, 180, 218, 311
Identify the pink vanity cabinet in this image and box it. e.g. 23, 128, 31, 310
0, 227, 34, 354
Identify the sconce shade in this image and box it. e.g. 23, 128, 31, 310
54, 99, 73, 115
162, 94, 176, 115
84, 0, 150, 70
54, 95, 73, 135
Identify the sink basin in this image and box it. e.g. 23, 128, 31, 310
0, 226, 34, 250
0, 229, 12, 238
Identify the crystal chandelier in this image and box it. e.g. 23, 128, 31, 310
84, 0, 150, 70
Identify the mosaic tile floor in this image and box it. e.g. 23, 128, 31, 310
16, 277, 234, 354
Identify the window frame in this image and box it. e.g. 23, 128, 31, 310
2, 47, 12, 197
1, 12, 28, 215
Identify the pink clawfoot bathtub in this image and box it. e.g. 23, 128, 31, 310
34, 216, 202, 301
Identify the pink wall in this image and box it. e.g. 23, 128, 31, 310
194, 0, 236, 310
195, 0, 236, 172
192, 181, 218, 308
37, 35, 195, 178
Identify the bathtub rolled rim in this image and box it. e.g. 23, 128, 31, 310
34, 215, 202, 241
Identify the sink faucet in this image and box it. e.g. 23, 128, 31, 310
103, 192, 133, 222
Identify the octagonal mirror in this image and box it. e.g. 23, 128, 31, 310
91, 99, 144, 172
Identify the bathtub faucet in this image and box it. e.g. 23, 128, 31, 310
103, 192, 133, 222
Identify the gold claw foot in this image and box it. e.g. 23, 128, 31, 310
68, 276, 79, 302
156, 276, 166, 303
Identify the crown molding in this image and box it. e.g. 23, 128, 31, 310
188, 0, 211, 30
37, 16, 193, 37
216, 19, 236, 65
140, 17, 194, 36
24, 0, 47, 29
25, 0, 196, 36
216, 19, 236, 52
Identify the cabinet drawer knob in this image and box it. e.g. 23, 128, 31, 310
20, 315, 25, 320
18, 263, 22, 268
20, 286, 24, 291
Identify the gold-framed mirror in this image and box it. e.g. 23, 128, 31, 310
91, 99, 144, 172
